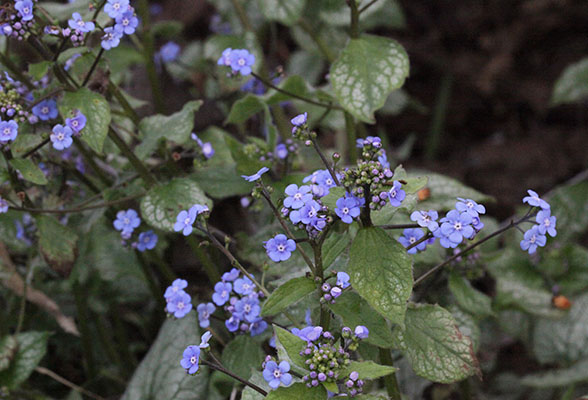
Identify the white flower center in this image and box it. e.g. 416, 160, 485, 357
3, 128, 10, 135
529, 235, 536, 244
72, 120, 78, 127
77, 20, 84, 27
122, 18, 129, 25
409, 237, 416, 243
190, 356, 197, 364
23, 7, 30, 13
326, 179, 333, 185
184, 217, 191, 225
238, 58, 245, 66
390, 190, 396, 197
293, 193, 302, 200
113, 3, 120, 9
124, 217, 130, 224
244, 304, 251, 313
177, 302, 184, 309
544, 218, 550, 227
342, 207, 349, 214
467, 201, 474, 208
57, 133, 64, 140
42, 107, 49, 114
454, 222, 462, 230
273, 370, 282, 379
202, 311, 209, 318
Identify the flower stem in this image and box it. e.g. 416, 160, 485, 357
379, 223, 421, 230
344, 112, 358, 163
200, 359, 268, 396
185, 235, 221, 284
310, 135, 341, 186
82, 48, 105, 87
349, 0, 361, 38
8, 192, 144, 214
107, 127, 158, 187
378, 348, 402, 400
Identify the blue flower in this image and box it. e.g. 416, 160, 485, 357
263, 361, 292, 389
356, 136, 382, 149
335, 195, 361, 224
222, 268, 240, 282
212, 282, 232, 306
378, 151, 390, 168
283, 184, 312, 209
289, 200, 321, 225
249, 318, 268, 336
49, 124, 73, 151
456, 198, 486, 217
471, 216, 484, 233
164, 278, 188, 300
101, 25, 123, 50
354, 325, 369, 339
199, 331, 212, 349
65, 111, 86, 133
113, 208, 141, 235
15, 0, 34, 21
115, 10, 138, 35
180, 345, 200, 374
159, 41, 181, 63
234, 276, 255, 296
440, 210, 474, 246
0, 24, 13, 36
520, 226, 547, 254
225, 315, 240, 332
523, 189, 550, 210
242, 167, 269, 182
137, 230, 158, 251
303, 169, 339, 197
536, 209, 557, 237
0, 197, 8, 214
410, 210, 439, 231
32, 99, 58, 121
336, 272, 350, 289
217, 47, 233, 66
191, 133, 214, 159
433, 226, 458, 249
166, 291, 192, 318
104, 0, 129, 19
0, 120, 18, 143
264, 234, 296, 262
292, 326, 323, 342
228, 49, 255, 76
275, 143, 288, 159
68, 12, 95, 33
398, 228, 427, 254
388, 181, 406, 207
291, 112, 307, 126
234, 296, 261, 322
173, 207, 199, 236
196, 302, 215, 328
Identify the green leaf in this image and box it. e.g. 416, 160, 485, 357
551, 57, 588, 105
265, 382, 327, 400
0, 332, 49, 389
340, 361, 397, 380
136, 100, 202, 159
59, 88, 111, 154
9, 159, 47, 185
548, 181, 588, 241
274, 326, 307, 371
392, 303, 480, 383
264, 75, 311, 105
532, 293, 588, 364
328, 292, 395, 348
320, 186, 346, 211
392, 165, 427, 194
322, 230, 351, 269
330, 34, 409, 123
0, 336, 19, 372
141, 178, 211, 232
221, 335, 264, 380
121, 312, 209, 400
10, 134, 45, 158
257, 0, 306, 25
36, 215, 79, 277
521, 358, 588, 388
28, 61, 52, 80
262, 277, 316, 317
241, 371, 272, 400
347, 227, 412, 326
225, 94, 267, 125
449, 306, 481, 352
448, 271, 493, 319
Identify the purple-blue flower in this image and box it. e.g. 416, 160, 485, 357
196, 302, 215, 328
263, 361, 292, 389
242, 167, 269, 182
354, 325, 369, 339
164, 278, 188, 300
32, 99, 58, 121
137, 230, 158, 251
225, 315, 240, 332
159, 41, 181, 63
292, 326, 323, 342
440, 210, 474, 246
68, 12, 95, 33
0, 197, 8, 214
50, 124, 73, 151
275, 143, 288, 159
410, 210, 439, 231
291, 112, 307, 127
217, 47, 232, 66
234, 276, 255, 296
336, 272, 350, 289
249, 318, 268, 336
113, 209, 141, 236
398, 228, 427, 254
536, 209, 557, 237
180, 345, 200, 374
166, 291, 192, 318
222, 268, 240, 282
264, 234, 296, 262
456, 198, 486, 217
335, 195, 361, 224
289, 200, 321, 225
0, 120, 18, 143
104, 0, 129, 19
388, 181, 406, 207
212, 282, 232, 306
115, 10, 138, 35
356, 136, 382, 149
173, 207, 198, 236
523, 190, 550, 210
15, 0, 34, 21
199, 331, 212, 349
520, 226, 547, 254
228, 49, 255, 76
283, 184, 312, 209
65, 111, 86, 133
101, 25, 123, 50
234, 296, 261, 322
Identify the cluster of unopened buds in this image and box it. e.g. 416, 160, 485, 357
320, 271, 351, 304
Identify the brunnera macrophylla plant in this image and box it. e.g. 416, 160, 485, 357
0, 0, 584, 399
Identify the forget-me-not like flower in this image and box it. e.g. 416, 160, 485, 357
32, 99, 58, 121
113, 208, 141, 235
234, 296, 261, 322
234, 276, 255, 296
101, 25, 123, 50
264, 234, 296, 262
104, 0, 129, 19
388, 181, 406, 207
50, 124, 73, 150
164, 278, 188, 300
166, 291, 192, 318
263, 361, 292, 389
242, 167, 269, 182
398, 228, 427, 254
173, 205, 207, 236
196, 302, 215, 328
337, 272, 350, 289
212, 282, 232, 306
440, 209, 474, 246
68, 12, 95, 33
217, 47, 232, 67
523, 189, 550, 210
222, 268, 240, 282
115, 10, 139, 35
335, 195, 361, 224
520, 226, 546, 254
291, 112, 307, 127
15, 0, 34, 21
283, 184, 312, 209
228, 49, 255, 76
65, 111, 86, 133
0, 120, 18, 143
159, 41, 181, 63
456, 198, 486, 217
180, 345, 200, 374
536, 209, 557, 237
137, 230, 158, 251
410, 210, 439, 231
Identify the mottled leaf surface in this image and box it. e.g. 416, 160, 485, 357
9, 159, 47, 185
262, 276, 316, 317
551, 57, 588, 105
257, 0, 306, 26
0, 332, 49, 389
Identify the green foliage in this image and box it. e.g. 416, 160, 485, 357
521, 358, 588, 388
221, 335, 264, 380
140, 178, 212, 232
121, 312, 209, 399
9, 158, 48, 185
257, 0, 306, 26
274, 326, 308, 372
392, 303, 480, 383
265, 382, 327, 400
261, 276, 316, 317
340, 361, 397, 380
10, 134, 45, 158
28, 61, 52, 81
36, 215, 79, 276
320, 186, 346, 210
347, 227, 412, 326
0, 332, 49, 389
330, 35, 409, 123
548, 181, 588, 241
551, 57, 588, 105
58, 88, 111, 154
448, 271, 493, 319
0, 336, 18, 372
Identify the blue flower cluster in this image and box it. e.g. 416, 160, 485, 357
179, 331, 212, 375
520, 190, 557, 254
0, 0, 35, 40
113, 208, 158, 251
320, 271, 350, 304
50, 110, 87, 151
0, 73, 36, 125
196, 268, 268, 337
164, 279, 192, 319
431, 198, 486, 249
217, 48, 256, 76
173, 204, 209, 236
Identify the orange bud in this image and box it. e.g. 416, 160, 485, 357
552, 295, 572, 310
417, 188, 430, 201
